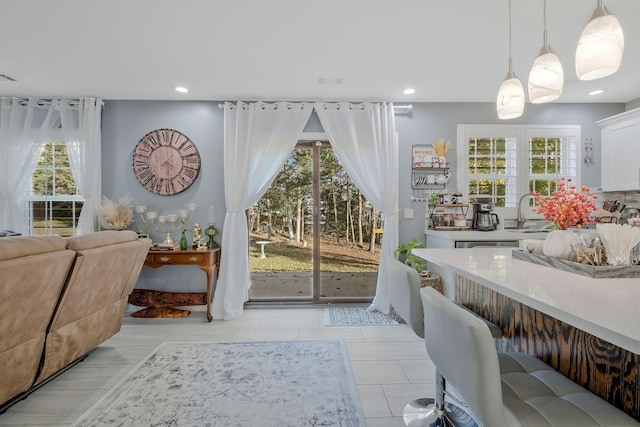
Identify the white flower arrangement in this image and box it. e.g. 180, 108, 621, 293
99, 196, 134, 230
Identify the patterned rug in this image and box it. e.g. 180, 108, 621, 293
72, 340, 365, 427
324, 306, 401, 326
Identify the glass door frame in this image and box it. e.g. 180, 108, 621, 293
304, 139, 374, 305
247, 133, 377, 305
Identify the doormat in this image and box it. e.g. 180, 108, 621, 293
324, 306, 401, 326
72, 340, 365, 426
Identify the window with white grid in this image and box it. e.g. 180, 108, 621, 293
457, 125, 581, 219
27, 141, 84, 236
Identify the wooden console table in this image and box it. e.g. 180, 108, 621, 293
128, 247, 220, 322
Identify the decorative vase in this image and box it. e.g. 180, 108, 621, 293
180, 230, 188, 250
543, 229, 580, 261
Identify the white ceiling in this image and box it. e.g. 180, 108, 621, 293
1, 0, 639, 104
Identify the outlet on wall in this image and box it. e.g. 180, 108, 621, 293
404, 208, 414, 219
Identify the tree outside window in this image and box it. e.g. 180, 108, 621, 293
30, 142, 83, 236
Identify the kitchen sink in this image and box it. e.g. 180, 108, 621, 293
502, 228, 551, 233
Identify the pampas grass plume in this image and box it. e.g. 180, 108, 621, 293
100, 196, 134, 230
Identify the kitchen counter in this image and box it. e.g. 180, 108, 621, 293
413, 247, 640, 353
414, 247, 640, 420
424, 228, 551, 241
423, 229, 551, 295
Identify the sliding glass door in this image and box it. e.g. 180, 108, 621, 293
248, 141, 380, 303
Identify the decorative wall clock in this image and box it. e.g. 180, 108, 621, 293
132, 128, 201, 195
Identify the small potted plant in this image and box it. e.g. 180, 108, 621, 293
394, 237, 425, 272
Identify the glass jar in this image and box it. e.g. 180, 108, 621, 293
444, 213, 453, 227
454, 214, 467, 227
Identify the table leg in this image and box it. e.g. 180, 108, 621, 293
199, 264, 214, 322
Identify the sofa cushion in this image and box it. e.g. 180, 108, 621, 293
65, 230, 138, 251
0, 236, 75, 405
35, 231, 149, 384
0, 235, 66, 261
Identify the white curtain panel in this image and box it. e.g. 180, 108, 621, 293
0, 98, 60, 234
61, 98, 103, 234
213, 101, 313, 320
314, 102, 399, 314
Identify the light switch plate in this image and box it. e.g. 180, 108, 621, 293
404, 208, 414, 219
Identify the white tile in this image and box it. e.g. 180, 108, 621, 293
351, 360, 409, 384
164, 330, 237, 342
360, 325, 423, 342
298, 327, 365, 342
346, 341, 425, 360
400, 359, 437, 384
231, 329, 299, 341
356, 384, 392, 418
382, 383, 435, 417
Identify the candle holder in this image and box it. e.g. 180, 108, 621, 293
145, 203, 197, 245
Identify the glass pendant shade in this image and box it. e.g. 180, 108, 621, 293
528, 45, 564, 103
497, 70, 525, 120
575, 2, 624, 81
496, 0, 523, 120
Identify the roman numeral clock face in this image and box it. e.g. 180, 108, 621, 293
132, 129, 201, 195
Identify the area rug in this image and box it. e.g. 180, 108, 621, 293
324, 306, 400, 326
72, 340, 365, 427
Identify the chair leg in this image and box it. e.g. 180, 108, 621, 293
403, 371, 478, 427
403, 371, 447, 426
403, 397, 445, 427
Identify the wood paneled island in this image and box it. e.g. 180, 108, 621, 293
413, 248, 640, 421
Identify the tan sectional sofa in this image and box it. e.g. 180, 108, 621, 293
0, 230, 150, 409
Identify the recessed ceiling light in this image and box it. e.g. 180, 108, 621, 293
318, 77, 344, 85
175, 86, 189, 93
588, 89, 604, 96
403, 88, 416, 95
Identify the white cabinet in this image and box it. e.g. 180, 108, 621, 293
597, 108, 640, 192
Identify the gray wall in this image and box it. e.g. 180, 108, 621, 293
393, 102, 624, 245
101, 100, 624, 291
102, 100, 225, 292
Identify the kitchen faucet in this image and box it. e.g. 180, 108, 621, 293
516, 193, 534, 230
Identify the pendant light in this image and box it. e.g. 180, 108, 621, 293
497, 0, 524, 120
575, 0, 624, 81
528, 0, 563, 103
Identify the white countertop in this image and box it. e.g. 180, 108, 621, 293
425, 229, 551, 241
413, 248, 640, 354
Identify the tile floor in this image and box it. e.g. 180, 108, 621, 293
0, 306, 437, 426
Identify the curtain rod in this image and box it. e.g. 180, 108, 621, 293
216, 103, 412, 112
10, 98, 105, 107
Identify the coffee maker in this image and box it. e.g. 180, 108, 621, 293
472, 199, 499, 231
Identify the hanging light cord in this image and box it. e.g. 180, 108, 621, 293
508, 0, 513, 72
543, 0, 548, 46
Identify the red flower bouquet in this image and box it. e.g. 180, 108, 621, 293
532, 178, 598, 230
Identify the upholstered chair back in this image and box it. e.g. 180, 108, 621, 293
420, 286, 510, 427
386, 256, 424, 339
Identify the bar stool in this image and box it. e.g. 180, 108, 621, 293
420, 286, 640, 427
387, 257, 484, 426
